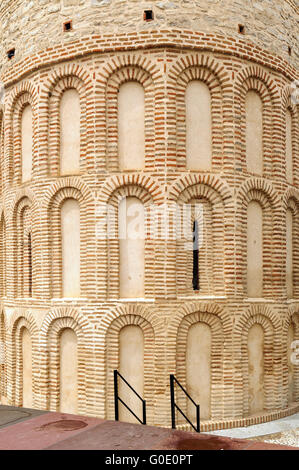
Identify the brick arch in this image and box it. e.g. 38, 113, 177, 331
96, 54, 163, 173
99, 303, 158, 329
107, 184, 154, 208
103, 183, 156, 300
9, 312, 38, 407
234, 65, 280, 178
168, 54, 229, 84
6, 82, 38, 184
170, 178, 232, 298
105, 66, 155, 171
9, 186, 38, 218
39, 307, 91, 414
46, 186, 83, 299
105, 311, 156, 424
42, 176, 94, 207
101, 54, 162, 81
47, 77, 87, 176
286, 197, 299, 215
41, 178, 95, 300
177, 185, 225, 297
235, 65, 280, 102
281, 91, 299, 186
168, 173, 232, 204
175, 183, 226, 207
237, 178, 279, 209
236, 179, 279, 299
281, 85, 299, 112
284, 194, 299, 299
282, 188, 299, 211
235, 305, 280, 416
282, 309, 299, 407
11, 196, 33, 298
167, 301, 231, 359
98, 173, 163, 205
0, 111, 4, 194
40, 65, 93, 176
0, 310, 6, 400
176, 311, 224, 421
44, 63, 92, 92
168, 54, 233, 172
9, 190, 40, 298
165, 302, 231, 423
6, 82, 38, 112
170, 62, 226, 169
0, 212, 6, 297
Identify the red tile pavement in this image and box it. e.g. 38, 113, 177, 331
0, 408, 296, 450
45, 421, 297, 451
0, 411, 104, 450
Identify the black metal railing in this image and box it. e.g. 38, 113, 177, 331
114, 370, 146, 425
170, 374, 200, 433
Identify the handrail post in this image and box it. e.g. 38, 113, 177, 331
114, 370, 119, 422
170, 374, 176, 429
142, 400, 146, 425
196, 404, 200, 433
170, 373, 200, 433
114, 370, 146, 425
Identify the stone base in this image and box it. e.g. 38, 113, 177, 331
177, 403, 299, 432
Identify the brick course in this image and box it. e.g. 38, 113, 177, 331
0, 1, 298, 430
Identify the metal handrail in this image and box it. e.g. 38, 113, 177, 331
114, 370, 146, 425
170, 374, 200, 433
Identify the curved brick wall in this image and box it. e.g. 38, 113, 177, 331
0, 0, 298, 68
0, 0, 298, 430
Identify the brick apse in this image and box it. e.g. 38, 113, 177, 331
0, 0, 298, 431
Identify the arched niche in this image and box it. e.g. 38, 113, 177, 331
59, 328, 78, 414
185, 81, 212, 171
245, 91, 263, 175
0, 218, 6, 297
61, 199, 80, 298
248, 323, 264, 414
247, 201, 263, 298
22, 327, 33, 408
118, 82, 145, 171
286, 208, 294, 299
0, 312, 6, 403
21, 105, 33, 183
287, 322, 295, 404
285, 110, 293, 184
186, 322, 211, 420
119, 197, 145, 298
195, 198, 214, 294
60, 89, 81, 176
119, 325, 144, 423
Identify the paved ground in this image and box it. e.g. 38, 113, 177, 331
206, 413, 299, 439
205, 413, 299, 448
0, 405, 297, 450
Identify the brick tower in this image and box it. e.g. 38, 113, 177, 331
0, 0, 298, 430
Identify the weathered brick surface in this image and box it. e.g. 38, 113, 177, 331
0, 1, 298, 430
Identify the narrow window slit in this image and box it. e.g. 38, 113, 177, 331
28, 233, 32, 297
192, 220, 199, 291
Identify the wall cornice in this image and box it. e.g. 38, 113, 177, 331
0, 29, 298, 90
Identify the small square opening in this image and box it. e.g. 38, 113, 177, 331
238, 24, 245, 34
144, 10, 154, 21
63, 21, 72, 32
7, 48, 15, 60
